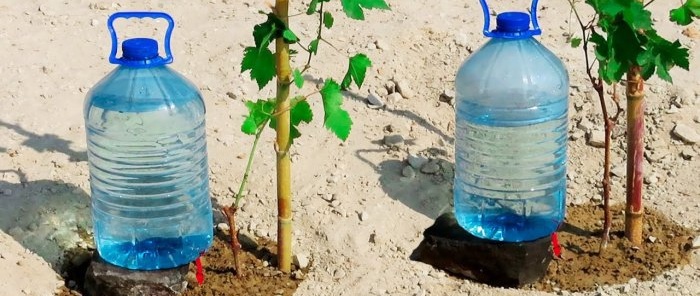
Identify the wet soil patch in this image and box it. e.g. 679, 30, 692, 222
531, 203, 695, 292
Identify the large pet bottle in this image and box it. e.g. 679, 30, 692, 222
84, 12, 213, 269
453, 0, 569, 242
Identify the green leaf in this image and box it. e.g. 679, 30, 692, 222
293, 69, 304, 89
241, 99, 275, 135
323, 11, 334, 29
671, 0, 700, 25
341, 54, 372, 90
269, 97, 314, 142
670, 7, 693, 26
654, 55, 672, 82
570, 37, 582, 48
341, 0, 390, 20
241, 47, 276, 89
282, 28, 299, 44
307, 0, 320, 15
622, 1, 652, 31
320, 80, 352, 141
309, 39, 319, 55
252, 19, 276, 49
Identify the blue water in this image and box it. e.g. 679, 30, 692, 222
453, 36, 569, 242
453, 112, 568, 242
85, 65, 213, 269
98, 235, 211, 270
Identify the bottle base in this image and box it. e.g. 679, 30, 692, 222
456, 212, 560, 242
97, 234, 212, 270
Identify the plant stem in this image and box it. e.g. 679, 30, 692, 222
234, 121, 268, 208
567, 0, 622, 252
223, 206, 242, 276
301, 2, 325, 74
625, 65, 645, 246
275, 0, 293, 273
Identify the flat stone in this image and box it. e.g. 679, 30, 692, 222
420, 160, 441, 174
410, 212, 553, 287
383, 134, 404, 147
84, 254, 189, 296
367, 92, 385, 109
672, 123, 700, 144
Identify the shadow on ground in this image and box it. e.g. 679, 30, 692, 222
0, 120, 87, 162
0, 169, 91, 269
356, 148, 453, 220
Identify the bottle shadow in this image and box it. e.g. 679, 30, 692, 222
0, 120, 87, 162
0, 169, 92, 270
355, 148, 453, 220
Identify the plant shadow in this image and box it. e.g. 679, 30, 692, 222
356, 148, 453, 220
0, 120, 87, 162
302, 74, 454, 145
0, 169, 91, 270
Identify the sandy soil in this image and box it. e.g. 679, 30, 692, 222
1, 0, 699, 295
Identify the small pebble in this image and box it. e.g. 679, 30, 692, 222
691, 236, 700, 249
359, 211, 369, 222
375, 39, 390, 50
647, 236, 657, 243
367, 92, 385, 109
216, 223, 230, 233
292, 270, 305, 280
293, 253, 310, 269
402, 165, 416, 179
393, 79, 415, 99
383, 134, 404, 147
587, 130, 606, 148
386, 92, 403, 103
672, 123, 700, 144
420, 160, 441, 174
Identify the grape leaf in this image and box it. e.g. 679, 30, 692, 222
323, 11, 334, 29
282, 29, 299, 44
341, 54, 372, 90
307, 0, 320, 14
293, 69, 304, 89
320, 79, 352, 141
671, 0, 700, 25
269, 97, 314, 141
253, 17, 277, 48
341, 0, 390, 20
241, 99, 275, 135
309, 39, 319, 55
670, 7, 693, 26
570, 37, 582, 48
622, 1, 651, 31
241, 47, 276, 89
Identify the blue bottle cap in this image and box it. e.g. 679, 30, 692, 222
496, 12, 530, 33
122, 38, 159, 61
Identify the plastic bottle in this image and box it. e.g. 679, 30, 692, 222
84, 12, 213, 269
453, 0, 569, 242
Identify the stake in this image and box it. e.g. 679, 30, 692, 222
274, 0, 293, 273
625, 65, 645, 246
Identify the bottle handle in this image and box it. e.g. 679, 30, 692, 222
478, 0, 541, 37
107, 12, 174, 65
